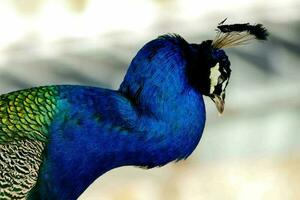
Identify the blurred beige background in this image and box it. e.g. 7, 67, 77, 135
0, 0, 299, 200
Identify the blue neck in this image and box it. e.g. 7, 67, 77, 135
118, 35, 207, 163
30, 36, 206, 200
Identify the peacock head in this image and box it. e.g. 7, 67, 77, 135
187, 21, 268, 114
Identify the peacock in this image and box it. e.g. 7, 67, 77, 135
0, 22, 268, 199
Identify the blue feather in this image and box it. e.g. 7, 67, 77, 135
29, 35, 206, 199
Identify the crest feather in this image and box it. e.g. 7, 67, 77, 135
212, 22, 269, 49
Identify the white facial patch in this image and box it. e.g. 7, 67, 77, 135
209, 63, 221, 94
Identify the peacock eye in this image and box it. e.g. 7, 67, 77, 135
218, 76, 224, 84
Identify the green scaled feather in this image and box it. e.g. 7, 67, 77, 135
0, 86, 58, 144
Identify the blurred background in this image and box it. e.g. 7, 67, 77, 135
0, 0, 299, 199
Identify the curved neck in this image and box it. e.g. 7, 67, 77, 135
117, 36, 207, 165
30, 36, 207, 199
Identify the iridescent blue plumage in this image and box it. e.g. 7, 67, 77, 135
28, 35, 206, 199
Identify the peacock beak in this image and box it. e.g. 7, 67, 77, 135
210, 95, 225, 114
